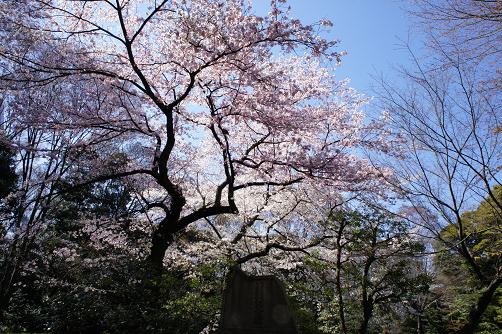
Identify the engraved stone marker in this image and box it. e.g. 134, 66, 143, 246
220, 268, 298, 334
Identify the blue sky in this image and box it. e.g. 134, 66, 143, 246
253, 0, 423, 95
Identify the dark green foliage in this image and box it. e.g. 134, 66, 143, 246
160, 263, 225, 333
2, 260, 224, 334
290, 299, 323, 334
431, 187, 502, 333
0, 133, 17, 200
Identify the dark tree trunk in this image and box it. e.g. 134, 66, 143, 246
148, 230, 172, 272
358, 298, 373, 334
147, 218, 183, 272
335, 221, 348, 334
358, 257, 374, 334
146, 184, 186, 271
459, 240, 486, 283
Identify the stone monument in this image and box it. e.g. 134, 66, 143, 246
219, 268, 298, 334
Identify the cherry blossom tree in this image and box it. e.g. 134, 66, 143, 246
0, 0, 390, 272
